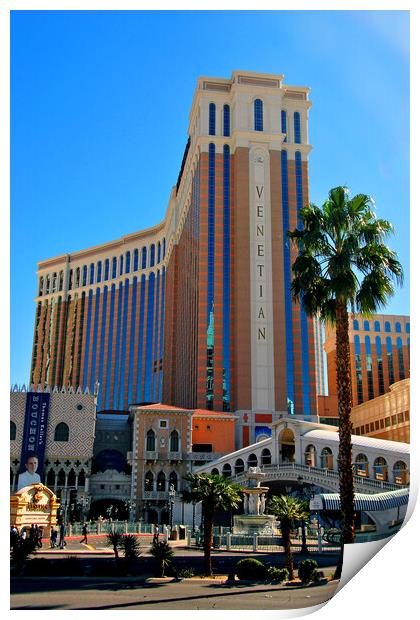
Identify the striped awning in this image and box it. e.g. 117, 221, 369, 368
311, 488, 409, 512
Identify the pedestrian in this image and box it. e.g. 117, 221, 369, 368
80, 523, 88, 544
10, 525, 18, 549
152, 523, 159, 544
50, 525, 57, 548
59, 522, 66, 549
29, 523, 36, 543
37, 526, 43, 548
20, 527, 27, 542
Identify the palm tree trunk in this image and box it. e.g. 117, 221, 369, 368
334, 301, 355, 579
203, 507, 214, 577
282, 522, 294, 581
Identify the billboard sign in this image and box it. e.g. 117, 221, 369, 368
17, 392, 50, 490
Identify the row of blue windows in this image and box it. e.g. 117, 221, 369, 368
208, 103, 231, 137
222, 144, 231, 411
206, 143, 216, 409
354, 335, 406, 403
353, 319, 409, 333
39, 239, 166, 296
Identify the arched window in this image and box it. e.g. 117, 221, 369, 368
374, 321, 380, 332
10, 421, 16, 440
141, 247, 147, 269
364, 320, 370, 331
54, 422, 69, 442
156, 471, 166, 492
144, 471, 154, 491
75, 268, 80, 288
125, 251, 131, 274
234, 459, 245, 475
385, 321, 391, 333
112, 257, 117, 279
96, 261, 102, 283
281, 109, 287, 141
222, 463, 232, 477
247, 453, 258, 468
119, 255, 124, 276
146, 429, 156, 452
393, 461, 408, 484
320, 447, 333, 470
353, 319, 359, 330
157, 241, 161, 264
150, 244, 155, 267
395, 322, 401, 333
211, 468, 219, 476
68, 469, 76, 487
133, 249, 139, 271
83, 265, 88, 286
209, 102, 216, 135
58, 271, 64, 291
68, 270, 73, 290
254, 99, 263, 131
57, 469, 65, 487
170, 430, 179, 452
104, 259, 110, 281
354, 453, 369, 476
304, 445, 316, 467
261, 448, 271, 466
46, 469, 55, 487
38, 277, 44, 296
294, 111, 301, 143
78, 469, 86, 488
373, 456, 388, 481
45, 275, 50, 294
406, 323, 410, 333
163, 238, 166, 258
169, 471, 178, 491
223, 104, 230, 137
89, 263, 95, 285
52, 272, 57, 293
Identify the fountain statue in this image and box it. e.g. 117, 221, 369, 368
233, 467, 279, 535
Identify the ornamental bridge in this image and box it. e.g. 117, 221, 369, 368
193, 416, 409, 495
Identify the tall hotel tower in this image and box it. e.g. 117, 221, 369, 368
30, 71, 318, 447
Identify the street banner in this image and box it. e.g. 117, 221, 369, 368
18, 392, 50, 486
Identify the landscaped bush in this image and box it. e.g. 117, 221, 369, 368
235, 558, 267, 581
298, 559, 319, 583
266, 566, 289, 582
178, 567, 195, 579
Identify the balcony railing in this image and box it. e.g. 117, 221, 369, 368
168, 451, 183, 461
144, 451, 159, 461
142, 490, 169, 500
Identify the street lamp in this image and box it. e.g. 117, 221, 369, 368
168, 483, 176, 531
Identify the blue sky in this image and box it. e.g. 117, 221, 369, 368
10, 10, 410, 385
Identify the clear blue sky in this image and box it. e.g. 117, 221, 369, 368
10, 10, 410, 385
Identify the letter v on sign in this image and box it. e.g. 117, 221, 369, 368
256, 186, 264, 199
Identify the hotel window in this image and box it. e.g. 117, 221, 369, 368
365, 336, 374, 399
353, 319, 359, 330
68, 270, 73, 290
104, 259, 109, 281
144, 471, 153, 491
58, 271, 64, 292
254, 99, 263, 131
150, 244, 155, 267
374, 320, 380, 332
125, 251, 131, 274
83, 265, 87, 286
10, 421, 16, 440
119, 255, 123, 276
406, 322, 410, 333
386, 336, 395, 385
364, 320, 370, 331
51, 272, 57, 293
169, 471, 178, 491
397, 337, 405, 380
209, 102, 216, 136
170, 430, 179, 452
133, 249, 139, 271
97, 261, 102, 283
45, 275, 50, 294
163, 238, 166, 258
156, 471, 166, 492
376, 336, 385, 395
54, 422, 69, 442
157, 241, 161, 264
385, 321, 391, 332
223, 104, 230, 137
146, 429, 156, 451
38, 277, 44, 296
395, 322, 401, 333
354, 335, 363, 404
141, 247, 147, 269
89, 263, 95, 285
294, 111, 301, 144
112, 257, 117, 279
281, 109, 287, 141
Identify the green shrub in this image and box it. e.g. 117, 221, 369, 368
266, 566, 289, 582
235, 558, 267, 581
298, 559, 319, 583
178, 567, 195, 578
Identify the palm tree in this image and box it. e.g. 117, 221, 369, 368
150, 540, 174, 577
269, 495, 309, 581
105, 530, 124, 559
121, 534, 142, 573
182, 473, 243, 576
288, 186, 403, 577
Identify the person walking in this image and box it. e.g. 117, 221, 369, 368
10, 525, 18, 550
80, 523, 88, 545
152, 523, 159, 544
58, 522, 66, 549
50, 525, 57, 548
36, 526, 43, 548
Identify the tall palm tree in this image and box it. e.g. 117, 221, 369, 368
182, 473, 243, 576
288, 186, 403, 577
105, 530, 124, 558
269, 495, 309, 581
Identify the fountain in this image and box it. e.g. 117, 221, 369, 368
233, 467, 279, 535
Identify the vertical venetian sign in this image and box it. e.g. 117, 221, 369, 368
19, 392, 50, 478
250, 147, 275, 411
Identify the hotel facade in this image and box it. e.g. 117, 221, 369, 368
30, 70, 320, 448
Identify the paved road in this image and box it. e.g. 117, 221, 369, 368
11, 578, 339, 610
